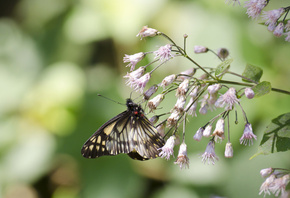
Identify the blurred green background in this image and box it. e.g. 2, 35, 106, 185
0, 0, 289, 198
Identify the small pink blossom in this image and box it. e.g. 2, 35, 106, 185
270, 174, 290, 197
167, 110, 180, 127
124, 67, 145, 87
240, 123, 257, 146
159, 136, 175, 160
202, 140, 219, 165
245, 0, 268, 19
136, 26, 158, 40
259, 174, 276, 197
213, 118, 225, 142
131, 73, 151, 93
273, 22, 284, 37
176, 79, 189, 97
174, 143, 190, 169
154, 44, 174, 62
267, 23, 277, 32
123, 52, 145, 71
174, 96, 186, 112
262, 8, 285, 25
215, 87, 239, 110
193, 127, 204, 141
208, 84, 222, 95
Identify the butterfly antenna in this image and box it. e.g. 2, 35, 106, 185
97, 94, 125, 106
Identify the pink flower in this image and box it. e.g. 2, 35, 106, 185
174, 96, 186, 112
131, 73, 151, 93
245, 0, 268, 19
262, 8, 285, 25
136, 26, 158, 40
215, 87, 239, 110
202, 140, 219, 165
176, 79, 189, 97
174, 143, 189, 169
193, 127, 204, 141
273, 22, 284, 37
159, 136, 175, 160
213, 118, 225, 142
167, 110, 180, 127
259, 174, 276, 197
239, 123, 257, 146
124, 67, 145, 87
154, 44, 174, 62
123, 52, 145, 71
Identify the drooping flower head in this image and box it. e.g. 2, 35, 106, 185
239, 123, 257, 146
136, 26, 158, 40
193, 127, 204, 141
131, 73, 151, 93
159, 136, 176, 160
174, 143, 190, 169
124, 66, 145, 87
262, 8, 285, 25
201, 140, 219, 165
224, 142, 233, 158
245, 0, 268, 19
123, 52, 145, 71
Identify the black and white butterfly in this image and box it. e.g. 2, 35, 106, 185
81, 99, 165, 160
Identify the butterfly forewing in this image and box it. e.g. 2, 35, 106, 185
81, 99, 165, 160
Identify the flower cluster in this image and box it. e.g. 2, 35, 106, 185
259, 168, 290, 197
226, 0, 290, 42
122, 26, 260, 170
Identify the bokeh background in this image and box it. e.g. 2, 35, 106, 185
0, 0, 289, 198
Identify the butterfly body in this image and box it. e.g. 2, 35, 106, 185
81, 99, 165, 160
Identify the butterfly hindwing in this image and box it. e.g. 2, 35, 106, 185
81, 111, 129, 158
81, 99, 165, 160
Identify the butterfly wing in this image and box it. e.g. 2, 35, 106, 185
81, 100, 165, 160
127, 116, 165, 160
81, 110, 130, 158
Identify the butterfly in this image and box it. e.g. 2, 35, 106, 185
81, 98, 165, 160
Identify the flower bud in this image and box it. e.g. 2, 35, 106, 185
217, 48, 229, 60
148, 94, 164, 111
245, 87, 255, 99
224, 142, 233, 158
161, 74, 176, 89
194, 45, 208, 54
143, 84, 158, 100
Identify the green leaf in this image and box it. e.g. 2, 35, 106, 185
250, 113, 290, 159
251, 81, 271, 97
242, 64, 263, 83
215, 58, 233, 79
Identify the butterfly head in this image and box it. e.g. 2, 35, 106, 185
126, 98, 144, 118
